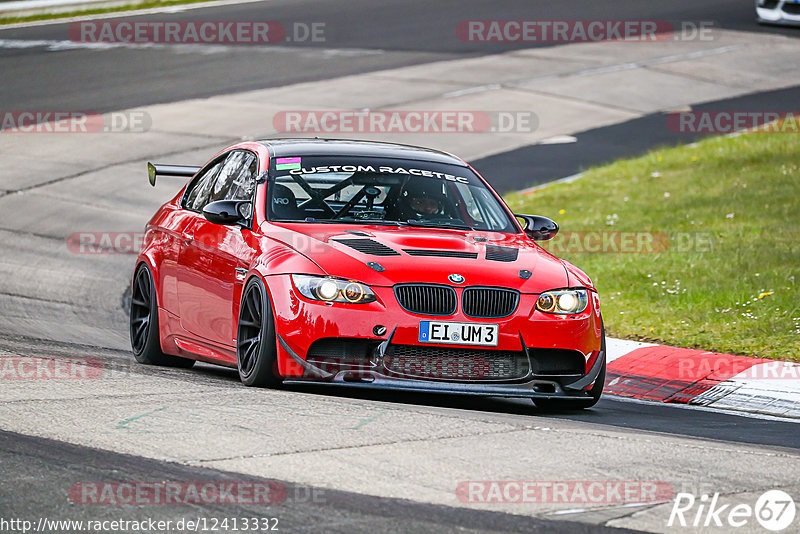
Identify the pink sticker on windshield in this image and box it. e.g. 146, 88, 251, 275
276, 157, 301, 170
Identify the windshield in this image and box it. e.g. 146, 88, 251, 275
267, 156, 516, 233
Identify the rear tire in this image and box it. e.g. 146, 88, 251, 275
130, 263, 196, 368
237, 277, 282, 387
533, 321, 606, 411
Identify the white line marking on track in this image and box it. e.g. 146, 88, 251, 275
607, 394, 800, 423
443, 84, 501, 98
0, 37, 384, 56
538, 135, 577, 145
549, 502, 659, 516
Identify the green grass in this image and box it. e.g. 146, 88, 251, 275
0, 0, 217, 25
505, 129, 800, 362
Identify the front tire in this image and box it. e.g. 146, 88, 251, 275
237, 277, 282, 387
130, 263, 195, 368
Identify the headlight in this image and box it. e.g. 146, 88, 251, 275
536, 289, 588, 314
291, 275, 377, 304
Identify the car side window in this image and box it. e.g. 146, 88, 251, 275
210, 150, 258, 203
184, 157, 225, 212
183, 150, 258, 212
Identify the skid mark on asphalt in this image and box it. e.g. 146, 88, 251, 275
348, 414, 381, 430
193, 426, 537, 464
115, 406, 167, 430
0, 146, 216, 196
109, 401, 389, 436
442, 45, 745, 98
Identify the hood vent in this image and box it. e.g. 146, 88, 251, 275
403, 249, 478, 259
334, 239, 400, 256
485, 245, 519, 262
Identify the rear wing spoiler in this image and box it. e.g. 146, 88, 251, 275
147, 162, 201, 186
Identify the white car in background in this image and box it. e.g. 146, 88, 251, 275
757, 0, 800, 25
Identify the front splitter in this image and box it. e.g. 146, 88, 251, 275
278, 334, 605, 400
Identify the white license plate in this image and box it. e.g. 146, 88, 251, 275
418, 321, 499, 346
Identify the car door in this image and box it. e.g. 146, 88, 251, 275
157, 156, 225, 316
176, 150, 258, 348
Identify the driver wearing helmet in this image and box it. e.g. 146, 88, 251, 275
397, 179, 450, 221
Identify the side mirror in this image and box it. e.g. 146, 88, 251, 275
203, 200, 252, 226
515, 214, 559, 241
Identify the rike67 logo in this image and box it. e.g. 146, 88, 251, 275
669, 490, 796, 531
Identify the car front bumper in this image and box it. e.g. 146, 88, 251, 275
279, 333, 606, 400
266, 274, 604, 399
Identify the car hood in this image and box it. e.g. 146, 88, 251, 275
262, 223, 571, 293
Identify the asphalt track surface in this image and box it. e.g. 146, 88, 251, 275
0, 0, 799, 112
472, 84, 800, 191
1, 1, 800, 533
0, 431, 640, 534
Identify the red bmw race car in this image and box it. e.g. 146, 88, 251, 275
131, 139, 605, 409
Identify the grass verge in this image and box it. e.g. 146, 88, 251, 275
0, 0, 218, 25
506, 128, 800, 362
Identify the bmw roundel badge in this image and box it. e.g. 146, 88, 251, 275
448, 273, 465, 284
